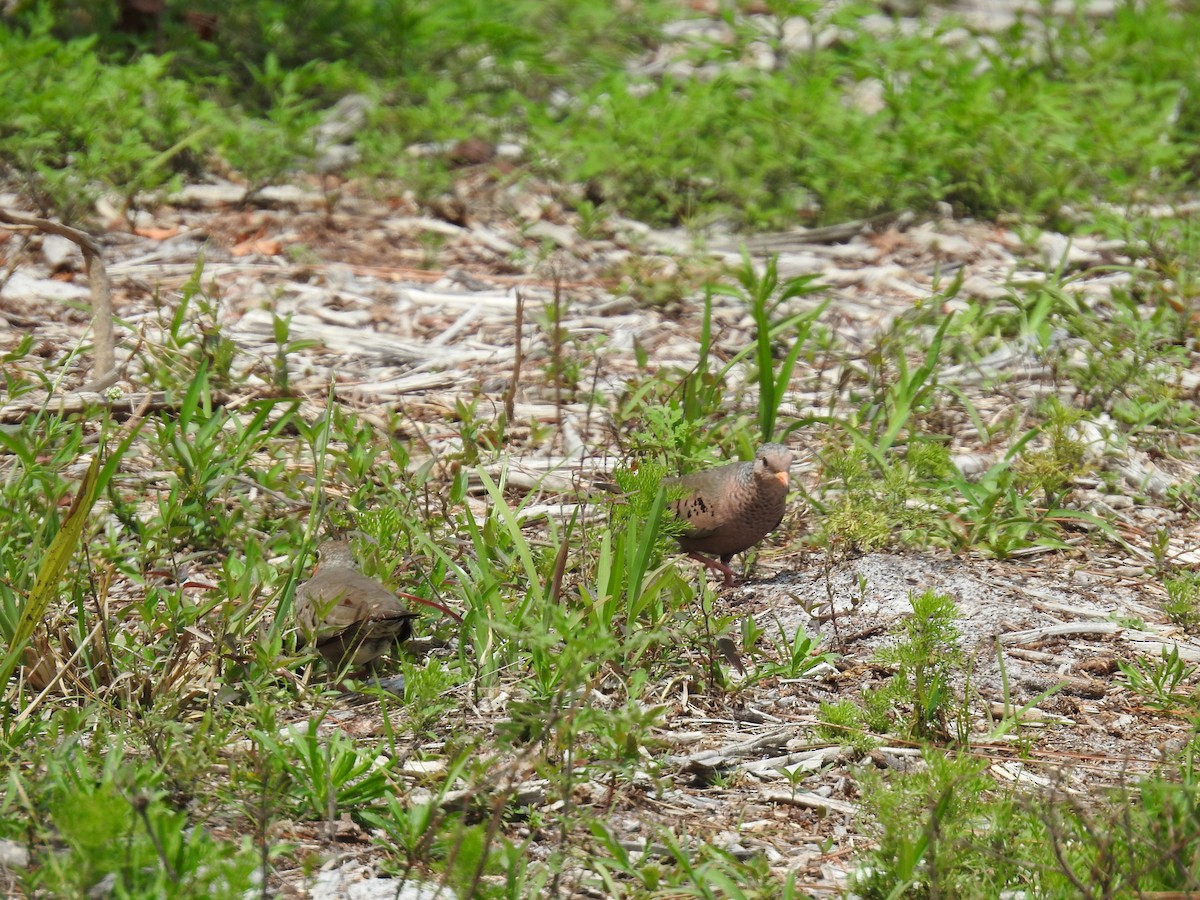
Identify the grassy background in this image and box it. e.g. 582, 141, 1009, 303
3, 0, 1198, 227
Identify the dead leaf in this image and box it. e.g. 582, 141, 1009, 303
134, 226, 180, 240
717, 636, 746, 675
869, 228, 907, 255
232, 238, 283, 257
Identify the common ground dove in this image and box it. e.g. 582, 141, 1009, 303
294, 540, 417, 669
667, 443, 793, 586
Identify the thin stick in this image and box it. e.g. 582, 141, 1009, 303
505, 289, 524, 423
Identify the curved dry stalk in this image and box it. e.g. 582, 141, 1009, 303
0, 208, 115, 390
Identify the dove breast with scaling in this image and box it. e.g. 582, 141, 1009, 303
667, 443, 794, 582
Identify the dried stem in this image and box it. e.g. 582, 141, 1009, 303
505, 289, 524, 422
0, 208, 115, 390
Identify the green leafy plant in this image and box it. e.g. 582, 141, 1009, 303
848, 312, 954, 467
620, 257, 825, 468
0, 455, 101, 692
1118, 646, 1198, 711
936, 426, 1116, 559
1013, 396, 1089, 506
588, 820, 810, 898
713, 253, 827, 443
0, 14, 212, 220
1163, 572, 1200, 633
815, 699, 879, 755
269, 312, 319, 394
139, 261, 239, 390
150, 364, 299, 550
759, 619, 830, 680
1060, 288, 1198, 433
942, 440, 1059, 558
589, 459, 685, 634
853, 751, 1005, 899
874, 590, 965, 739
359, 747, 479, 876
256, 718, 393, 821
817, 439, 954, 554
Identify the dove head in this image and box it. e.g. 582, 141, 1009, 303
753, 443, 793, 488
315, 540, 357, 570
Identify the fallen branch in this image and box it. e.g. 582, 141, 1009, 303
0, 390, 172, 423
761, 789, 858, 816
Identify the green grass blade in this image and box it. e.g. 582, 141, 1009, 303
476, 467, 539, 584
0, 454, 102, 687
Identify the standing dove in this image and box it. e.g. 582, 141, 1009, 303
668, 443, 793, 586
294, 540, 417, 670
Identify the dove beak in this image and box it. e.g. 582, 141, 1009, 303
775, 471, 790, 487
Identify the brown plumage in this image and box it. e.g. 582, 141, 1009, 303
668, 443, 793, 586
294, 540, 417, 669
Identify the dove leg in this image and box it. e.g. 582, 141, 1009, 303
687, 552, 737, 587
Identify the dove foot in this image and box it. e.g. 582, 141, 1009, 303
687, 552, 738, 587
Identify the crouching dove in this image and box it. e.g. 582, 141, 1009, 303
668, 443, 793, 586
294, 540, 418, 670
